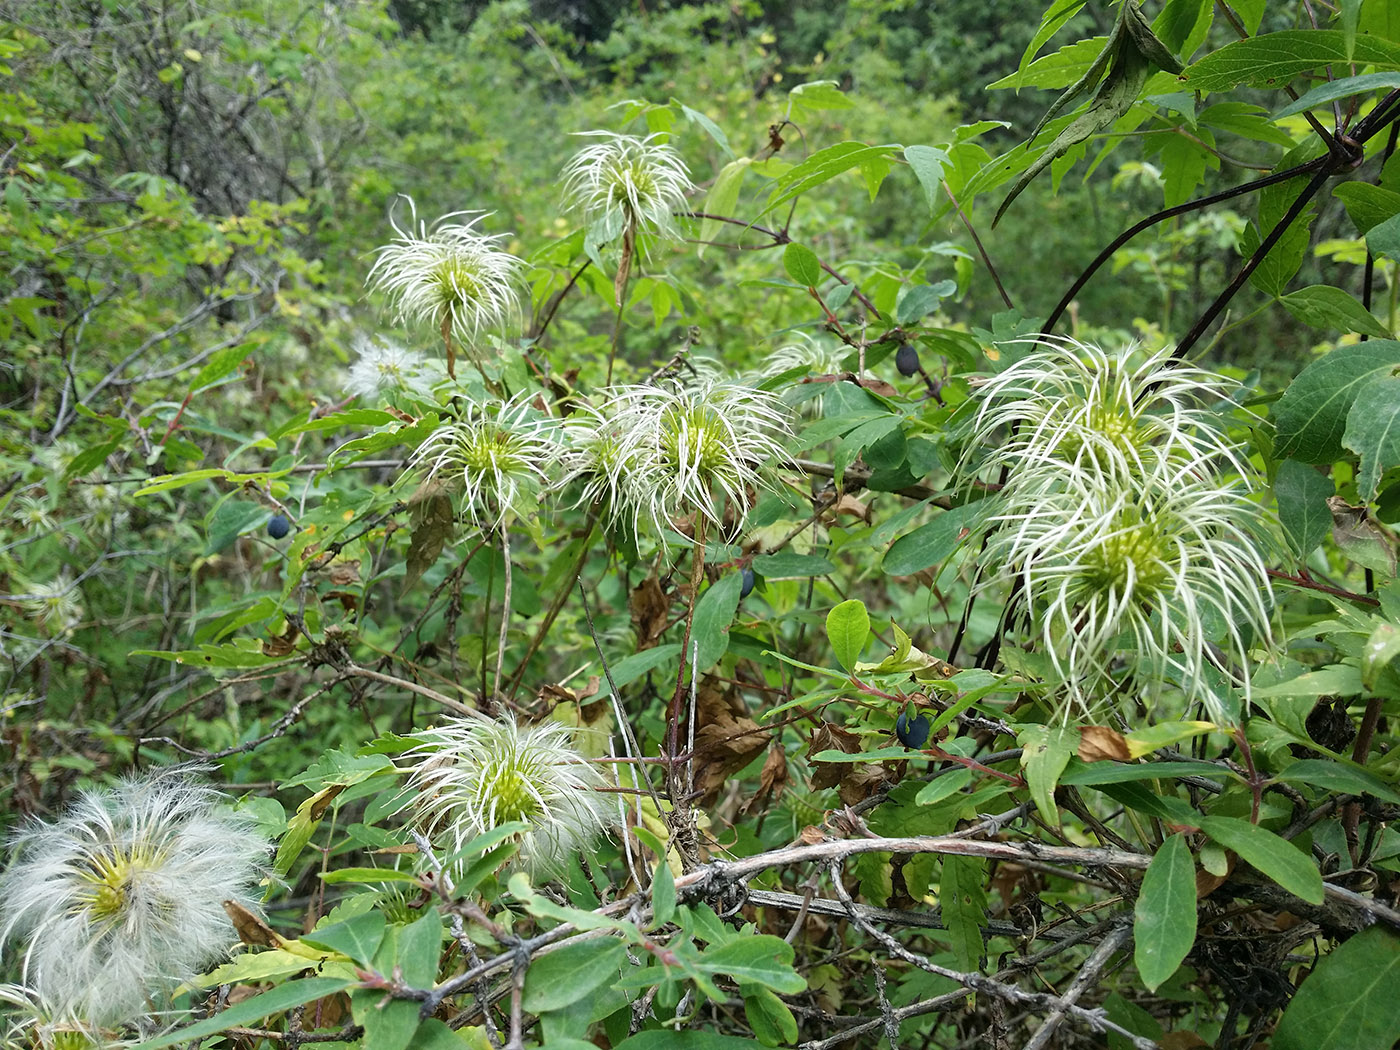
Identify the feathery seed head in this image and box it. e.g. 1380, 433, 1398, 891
20, 575, 83, 636
575, 381, 791, 543
561, 132, 693, 247
345, 336, 433, 401
367, 201, 524, 359
963, 339, 1274, 725
401, 716, 613, 879
0, 772, 267, 1029
965, 338, 1250, 482
407, 397, 560, 532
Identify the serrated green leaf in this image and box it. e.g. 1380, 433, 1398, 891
762, 141, 900, 217
1198, 815, 1323, 903
1344, 375, 1400, 500
1273, 342, 1400, 463
1134, 834, 1197, 991
523, 938, 626, 1013
1281, 285, 1392, 338
1182, 31, 1400, 93
1017, 0, 1088, 79
1273, 927, 1400, 1050
825, 599, 870, 672
903, 144, 951, 215
1336, 182, 1400, 235
1275, 72, 1400, 119
788, 80, 853, 111
1371, 211, 1400, 262
1274, 458, 1338, 557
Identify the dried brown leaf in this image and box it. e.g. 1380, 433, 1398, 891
222, 900, 279, 947
1078, 725, 1131, 763
630, 573, 672, 650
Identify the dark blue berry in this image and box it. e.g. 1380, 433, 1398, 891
267, 514, 291, 540
895, 708, 931, 749
895, 342, 921, 378
739, 566, 756, 599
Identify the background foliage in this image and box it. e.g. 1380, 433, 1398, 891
6, 0, 1400, 1047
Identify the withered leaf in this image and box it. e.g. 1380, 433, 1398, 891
309, 782, 347, 821
837, 761, 901, 807
807, 722, 862, 791
630, 572, 672, 650
692, 677, 771, 803
402, 482, 456, 594
326, 560, 361, 587
1078, 725, 1131, 763
223, 900, 279, 947
262, 622, 300, 657
1328, 496, 1399, 576
827, 494, 872, 524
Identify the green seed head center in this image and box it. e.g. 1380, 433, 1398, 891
75, 847, 161, 923
1081, 508, 1171, 597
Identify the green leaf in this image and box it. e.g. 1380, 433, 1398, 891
1134, 834, 1197, 991
592, 644, 683, 701
302, 909, 387, 965
825, 599, 870, 672
750, 552, 836, 578
1273, 927, 1400, 1050
691, 573, 744, 672
701, 936, 806, 994
1273, 342, 1400, 463
1274, 459, 1337, 557
523, 938, 627, 1013
319, 867, 422, 886
762, 141, 901, 216
1280, 285, 1392, 339
788, 80, 854, 111
699, 158, 750, 255
882, 503, 981, 576
1182, 31, 1400, 93
1274, 72, 1400, 119
941, 854, 988, 972
903, 144, 951, 214
651, 858, 676, 928
1197, 815, 1323, 903
1371, 211, 1400, 262
614, 1033, 771, 1050
1017, 1, 1089, 79
676, 101, 733, 158
896, 281, 957, 325
129, 978, 353, 1050
1334, 182, 1400, 235
1061, 759, 1235, 786
782, 242, 822, 287
743, 986, 799, 1047
1123, 721, 1219, 759
1254, 664, 1365, 698
1019, 725, 1078, 823
1363, 621, 1400, 693
1276, 758, 1400, 805
1345, 376, 1400, 500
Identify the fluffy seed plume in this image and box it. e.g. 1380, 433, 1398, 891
401, 716, 613, 879
562, 381, 792, 545
962, 339, 1274, 724
561, 131, 693, 248
406, 396, 559, 533
366, 200, 524, 379
0, 771, 267, 1030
